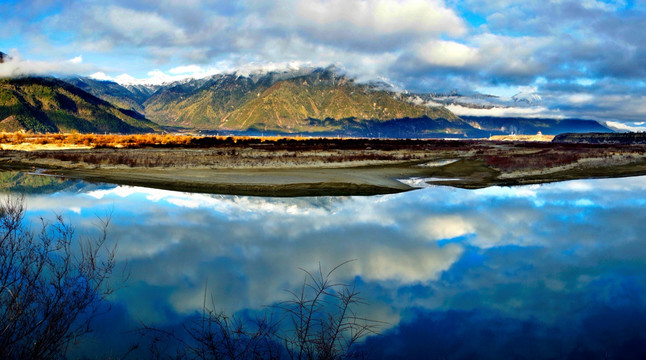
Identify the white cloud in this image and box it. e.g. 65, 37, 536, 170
6, 0, 646, 126
360, 244, 464, 283
581, 0, 627, 11
575, 78, 596, 86
551, 94, 646, 122
0, 50, 95, 78
113, 73, 140, 85
68, 55, 83, 64
168, 64, 204, 74
566, 93, 595, 105
105, 55, 332, 85
409, 33, 551, 79
89, 6, 188, 46
269, 0, 465, 51
417, 215, 475, 240
233, 60, 322, 77
293, 0, 465, 36
604, 121, 646, 132
472, 33, 550, 77
446, 104, 565, 118
417, 40, 478, 67
113, 70, 202, 85
89, 71, 113, 81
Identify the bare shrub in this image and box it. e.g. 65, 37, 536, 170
0, 196, 117, 359
137, 261, 380, 360
275, 261, 380, 360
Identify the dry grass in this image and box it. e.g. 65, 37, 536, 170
0, 132, 196, 148
1, 133, 645, 194
0, 143, 92, 151
0, 132, 328, 150
488, 134, 555, 142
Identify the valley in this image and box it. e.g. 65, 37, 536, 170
0, 67, 638, 196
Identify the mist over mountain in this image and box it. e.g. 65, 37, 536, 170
461, 116, 611, 136
141, 68, 460, 132
512, 92, 542, 105
0, 60, 615, 137
61, 67, 475, 135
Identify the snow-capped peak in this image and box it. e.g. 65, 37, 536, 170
512, 91, 542, 105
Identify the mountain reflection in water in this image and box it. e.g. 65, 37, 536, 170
7, 172, 646, 358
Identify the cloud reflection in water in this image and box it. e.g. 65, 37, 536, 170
18, 176, 646, 357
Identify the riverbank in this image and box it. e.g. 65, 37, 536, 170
1, 137, 645, 196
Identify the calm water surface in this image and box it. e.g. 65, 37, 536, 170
12, 174, 646, 358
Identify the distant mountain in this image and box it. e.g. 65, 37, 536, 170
300, 116, 489, 138
142, 68, 460, 132
461, 116, 612, 135
122, 83, 161, 103
57, 68, 614, 138
211, 116, 611, 139
0, 52, 6, 64
65, 76, 151, 113
0, 77, 160, 133
512, 92, 542, 105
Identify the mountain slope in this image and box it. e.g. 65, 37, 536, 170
59, 69, 614, 138
462, 116, 612, 135
143, 74, 262, 128
0, 77, 160, 133
65, 77, 150, 113
143, 68, 459, 131
302, 116, 489, 138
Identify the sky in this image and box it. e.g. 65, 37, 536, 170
1, 0, 646, 126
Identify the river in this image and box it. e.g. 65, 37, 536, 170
6, 172, 646, 358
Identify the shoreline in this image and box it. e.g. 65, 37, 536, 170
1, 138, 646, 196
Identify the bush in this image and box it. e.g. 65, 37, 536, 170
0, 196, 117, 359
137, 261, 380, 360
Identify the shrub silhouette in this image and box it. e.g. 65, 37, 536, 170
137, 261, 381, 360
0, 196, 117, 359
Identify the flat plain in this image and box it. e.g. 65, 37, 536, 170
1, 133, 645, 196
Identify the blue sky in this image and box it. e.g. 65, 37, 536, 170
2, 0, 646, 126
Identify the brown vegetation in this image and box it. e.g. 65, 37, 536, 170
1, 132, 646, 194
0, 132, 359, 149
488, 134, 555, 142
480, 142, 646, 172
0, 131, 480, 150
0, 132, 196, 148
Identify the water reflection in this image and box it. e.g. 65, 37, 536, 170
9, 173, 646, 358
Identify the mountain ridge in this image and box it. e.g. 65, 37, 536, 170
0, 63, 615, 137
141, 68, 460, 132
0, 77, 160, 133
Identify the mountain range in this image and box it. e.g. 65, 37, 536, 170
0, 77, 159, 133
0, 65, 613, 137
72, 68, 464, 132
